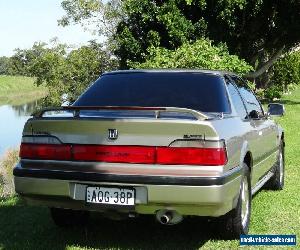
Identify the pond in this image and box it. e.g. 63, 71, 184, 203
0, 100, 41, 157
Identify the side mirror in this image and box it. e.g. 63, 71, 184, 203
268, 103, 285, 117
248, 110, 259, 119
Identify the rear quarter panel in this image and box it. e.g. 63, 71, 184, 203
212, 116, 279, 187
210, 117, 249, 173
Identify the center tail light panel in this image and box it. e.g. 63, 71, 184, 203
72, 145, 156, 164
20, 136, 228, 166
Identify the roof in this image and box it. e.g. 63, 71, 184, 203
103, 69, 237, 77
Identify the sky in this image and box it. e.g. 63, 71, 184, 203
0, 0, 99, 57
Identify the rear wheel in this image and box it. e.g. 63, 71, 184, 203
50, 208, 89, 227
220, 163, 251, 239
266, 141, 285, 190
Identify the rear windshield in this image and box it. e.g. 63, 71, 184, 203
74, 72, 230, 113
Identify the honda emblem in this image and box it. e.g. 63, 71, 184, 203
108, 129, 118, 140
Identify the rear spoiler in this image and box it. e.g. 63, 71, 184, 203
32, 106, 208, 121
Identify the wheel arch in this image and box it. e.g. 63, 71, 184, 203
240, 141, 253, 178
278, 126, 285, 147
281, 131, 285, 147
244, 152, 253, 171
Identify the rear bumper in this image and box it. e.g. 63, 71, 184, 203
14, 163, 242, 217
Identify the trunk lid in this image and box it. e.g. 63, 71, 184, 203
23, 115, 219, 146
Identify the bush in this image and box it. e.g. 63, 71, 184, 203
264, 86, 283, 100
254, 51, 300, 101
129, 39, 253, 75
0, 149, 19, 197
271, 51, 300, 92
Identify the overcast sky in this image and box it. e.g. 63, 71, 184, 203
0, 0, 98, 57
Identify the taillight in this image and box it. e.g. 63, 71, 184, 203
20, 138, 227, 166
20, 143, 71, 161
73, 145, 156, 164
156, 147, 227, 165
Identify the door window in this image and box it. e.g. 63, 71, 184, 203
226, 79, 248, 119
231, 77, 264, 118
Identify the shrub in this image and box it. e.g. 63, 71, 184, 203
254, 88, 265, 100
271, 50, 300, 92
264, 86, 283, 100
129, 39, 253, 75
0, 149, 19, 197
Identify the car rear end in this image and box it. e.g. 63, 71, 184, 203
14, 71, 242, 224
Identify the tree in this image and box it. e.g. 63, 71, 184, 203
59, 0, 122, 49
0, 56, 10, 75
59, 0, 300, 84
6, 42, 49, 76
29, 41, 118, 105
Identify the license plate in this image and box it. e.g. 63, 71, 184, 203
86, 186, 135, 206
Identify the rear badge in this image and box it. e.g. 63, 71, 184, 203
183, 134, 203, 139
108, 129, 118, 140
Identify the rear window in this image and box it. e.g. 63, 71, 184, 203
74, 72, 230, 113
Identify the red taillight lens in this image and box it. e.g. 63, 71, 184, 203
156, 147, 227, 166
20, 143, 71, 161
73, 145, 156, 164
20, 142, 227, 166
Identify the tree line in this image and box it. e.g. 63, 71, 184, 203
1, 0, 300, 104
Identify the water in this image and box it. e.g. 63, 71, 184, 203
0, 100, 41, 157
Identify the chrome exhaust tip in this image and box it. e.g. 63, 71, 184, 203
160, 212, 172, 224
156, 210, 183, 225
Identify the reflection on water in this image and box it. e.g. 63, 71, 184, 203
0, 100, 42, 157
11, 99, 41, 117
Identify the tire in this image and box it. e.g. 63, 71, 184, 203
220, 163, 251, 239
50, 208, 89, 227
266, 141, 285, 190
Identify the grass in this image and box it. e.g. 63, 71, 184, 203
0, 75, 47, 106
0, 88, 299, 249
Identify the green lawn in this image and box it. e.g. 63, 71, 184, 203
0, 88, 299, 250
0, 75, 47, 106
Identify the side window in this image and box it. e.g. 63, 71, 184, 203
238, 87, 264, 118
231, 76, 264, 118
226, 80, 248, 119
